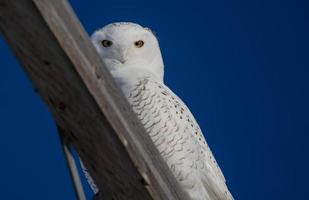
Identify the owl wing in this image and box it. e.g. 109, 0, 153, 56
162, 83, 233, 199
127, 78, 233, 200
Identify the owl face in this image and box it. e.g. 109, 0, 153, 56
91, 23, 163, 74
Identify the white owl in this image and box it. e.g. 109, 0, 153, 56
89, 22, 233, 200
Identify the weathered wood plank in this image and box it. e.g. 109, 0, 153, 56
0, 0, 188, 199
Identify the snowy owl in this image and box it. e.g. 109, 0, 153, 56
90, 22, 233, 200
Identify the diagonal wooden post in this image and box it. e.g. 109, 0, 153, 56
0, 0, 189, 199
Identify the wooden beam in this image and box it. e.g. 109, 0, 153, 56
0, 0, 189, 199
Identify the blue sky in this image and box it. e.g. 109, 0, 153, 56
0, 0, 308, 199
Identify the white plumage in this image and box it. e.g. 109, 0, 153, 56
90, 22, 233, 200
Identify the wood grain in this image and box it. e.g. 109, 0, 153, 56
0, 0, 189, 199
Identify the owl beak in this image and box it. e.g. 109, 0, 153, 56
119, 48, 129, 64
119, 58, 128, 64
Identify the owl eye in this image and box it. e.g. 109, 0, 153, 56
101, 40, 113, 47
134, 40, 144, 48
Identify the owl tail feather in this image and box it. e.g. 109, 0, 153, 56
79, 158, 99, 194
201, 174, 234, 200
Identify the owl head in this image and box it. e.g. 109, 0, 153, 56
91, 22, 164, 81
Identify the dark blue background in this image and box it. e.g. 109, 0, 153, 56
1, 0, 308, 199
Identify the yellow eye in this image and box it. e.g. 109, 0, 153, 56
134, 40, 144, 48
101, 40, 113, 47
